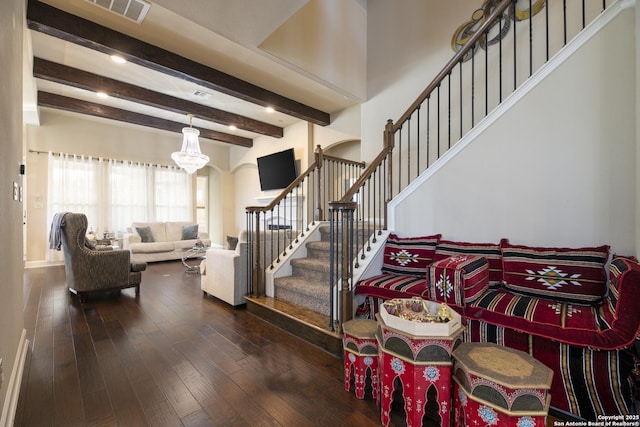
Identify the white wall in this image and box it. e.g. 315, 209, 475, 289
0, 0, 25, 422
390, 5, 637, 255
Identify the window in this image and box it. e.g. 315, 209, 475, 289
109, 160, 148, 232
154, 166, 192, 222
47, 153, 193, 236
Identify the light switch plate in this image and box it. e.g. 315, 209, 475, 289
13, 182, 18, 201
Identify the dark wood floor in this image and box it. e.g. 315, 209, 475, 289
16, 261, 561, 427
16, 261, 386, 427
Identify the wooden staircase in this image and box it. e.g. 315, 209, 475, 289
245, 224, 372, 357
246, 225, 340, 355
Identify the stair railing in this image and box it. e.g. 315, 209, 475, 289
328, 0, 616, 330
245, 146, 365, 299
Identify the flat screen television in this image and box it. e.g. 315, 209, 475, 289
257, 148, 298, 191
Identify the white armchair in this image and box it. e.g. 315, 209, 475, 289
200, 229, 292, 306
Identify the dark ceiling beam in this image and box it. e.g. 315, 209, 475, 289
33, 58, 283, 138
27, 0, 331, 126
38, 91, 253, 148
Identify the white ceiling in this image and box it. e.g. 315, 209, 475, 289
25, 0, 367, 145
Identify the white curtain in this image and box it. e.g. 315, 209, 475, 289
154, 165, 192, 221
108, 159, 149, 233
46, 153, 193, 260
46, 153, 99, 261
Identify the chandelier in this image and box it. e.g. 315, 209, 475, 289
171, 114, 209, 174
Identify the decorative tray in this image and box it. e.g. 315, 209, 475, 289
379, 298, 462, 337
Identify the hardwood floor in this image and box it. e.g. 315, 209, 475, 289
16, 261, 561, 426
16, 261, 385, 427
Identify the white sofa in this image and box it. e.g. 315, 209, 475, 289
122, 221, 211, 263
200, 229, 292, 306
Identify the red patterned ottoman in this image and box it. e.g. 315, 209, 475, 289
452, 342, 553, 427
427, 255, 489, 308
342, 319, 379, 400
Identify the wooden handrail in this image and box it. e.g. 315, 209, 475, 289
392, 0, 512, 132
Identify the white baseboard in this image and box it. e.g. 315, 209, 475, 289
24, 260, 63, 269
1, 329, 29, 427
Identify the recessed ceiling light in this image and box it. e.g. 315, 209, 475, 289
96, 92, 109, 99
265, 106, 275, 113
110, 55, 127, 64
229, 125, 237, 131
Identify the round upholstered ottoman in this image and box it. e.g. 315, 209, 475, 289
342, 319, 379, 400
452, 342, 553, 427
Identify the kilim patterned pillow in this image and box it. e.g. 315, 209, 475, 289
427, 255, 489, 307
381, 233, 441, 276
435, 240, 503, 288
501, 240, 610, 305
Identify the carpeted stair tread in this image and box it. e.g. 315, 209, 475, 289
275, 276, 329, 297
305, 242, 332, 259
290, 257, 330, 281
305, 240, 331, 252
290, 257, 330, 271
274, 276, 330, 315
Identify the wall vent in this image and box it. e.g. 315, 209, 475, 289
84, 0, 151, 24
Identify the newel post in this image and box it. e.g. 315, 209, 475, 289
328, 200, 357, 330
384, 119, 395, 230
252, 210, 263, 298
314, 145, 324, 221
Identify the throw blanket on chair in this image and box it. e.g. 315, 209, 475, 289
48, 212, 69, 250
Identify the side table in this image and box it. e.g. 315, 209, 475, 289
377, 312, 463, 427
342, 319, 379, 400
452, 342, 552, 426
181, 245, 209, 274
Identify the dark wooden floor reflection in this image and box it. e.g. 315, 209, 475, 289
16, 261, 383, 427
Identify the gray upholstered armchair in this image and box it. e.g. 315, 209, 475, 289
56, 212, 147, 302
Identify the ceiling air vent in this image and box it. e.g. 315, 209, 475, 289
84, 0, 151, 24
192, 90, 212, 99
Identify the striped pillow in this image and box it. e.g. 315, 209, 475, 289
381, 233, 441, 277
501, 240, 610, 305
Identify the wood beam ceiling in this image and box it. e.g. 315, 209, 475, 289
38, 91, 253, 148
26, 0, 331, 126
33, 58, 283, 138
